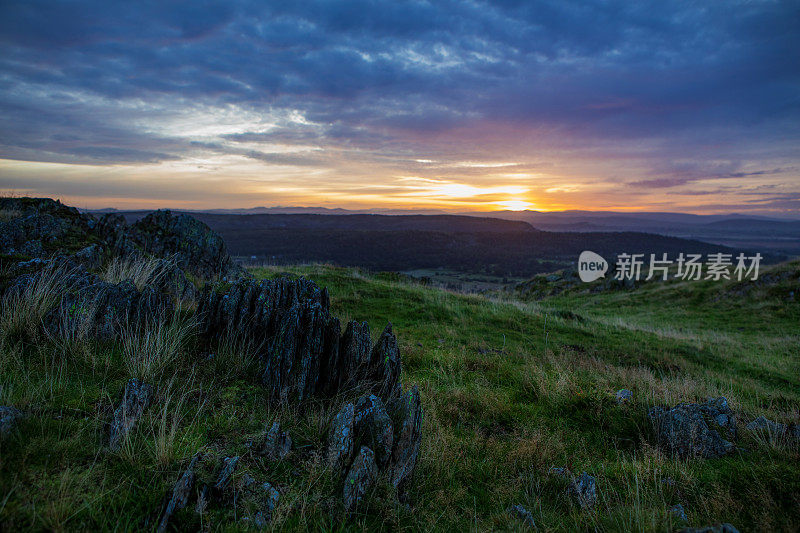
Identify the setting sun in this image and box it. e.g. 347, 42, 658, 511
496, 199, 534, 211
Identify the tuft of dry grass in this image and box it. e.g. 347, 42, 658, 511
101, 255, 175, 291
121, 306, 197, 381
0, 260, 79, 341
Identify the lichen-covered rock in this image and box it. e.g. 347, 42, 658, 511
337, 321, 372, 391
109, 379, 153, 451
566, 472, 598, 509
128, 210, 246, 281
158, 453, 200, 533
258, 421, 292, 461
678, 524, 740, 533
354, 394, 394, 468
252, 481, 280, 527
508, 504, 536, 529
389, 385, 423, 495
343, 446, 377, 513
328, 403, 355, 472
0, 405, 22, 435
648, 397, 737, 458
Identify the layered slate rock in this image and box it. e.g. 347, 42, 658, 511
649, 397, 737, 458
343, 446, 377, 513
389, 385, 423, 495
109, 379, 153, 451
257, 421, 292, 461
353, 395, 394, 468
327, 402, 356, 473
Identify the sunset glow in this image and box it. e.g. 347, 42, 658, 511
0, 2, 797, 215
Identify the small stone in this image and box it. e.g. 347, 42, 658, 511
508, 504, 536, 529
158, 453, 200, 533
0, 406, 22, 435
343, 446, 377, 513
670, 503, 688, 523
214, 456, 240, 492
615, 389, 632, 404
548, 466, 572, 479
109, 379, 153, 451
259, 421, 292, 461
566, 472, 598, 509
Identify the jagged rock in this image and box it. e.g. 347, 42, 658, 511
328, 403, 355, 472
678, 524, 740, 533
508, 504, 536, 528
337, 321, 372, 391
648, 397, 737, 458
0, 406, 22, 435
258, 421, 292, 460
158, 453, 200, 533
615, 389, 632, 404
566, 472, 598, 509
746, 416, 788, 436
354, 394, 394, 468
343, 446, 377, 513
214, 456, 240, 492
368, 324, 403, 402
128, 210, 246, 281
48, 276, 174, 340
671, 503, 688, 523
109, 379, 153, 450
389, 385, 423, 495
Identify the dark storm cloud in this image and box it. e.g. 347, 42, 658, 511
0, 0, 798, 191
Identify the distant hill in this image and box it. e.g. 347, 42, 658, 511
104, 211, 767, 278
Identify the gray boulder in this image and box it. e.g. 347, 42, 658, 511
648, 397, 737, 458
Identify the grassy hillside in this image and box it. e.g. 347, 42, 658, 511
1, 263, 798, 531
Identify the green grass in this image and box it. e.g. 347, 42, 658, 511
1, 263, 798, 531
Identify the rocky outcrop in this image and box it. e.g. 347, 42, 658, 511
127, 210, 245, 281
328, 402, 356, 472
353, 395, 394, 468
109, 379, 153, 451
649, 397, 737, 458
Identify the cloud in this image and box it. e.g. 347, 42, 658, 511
0, 0, 798, 212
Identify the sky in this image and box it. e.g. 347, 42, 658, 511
0, 1, 799, 215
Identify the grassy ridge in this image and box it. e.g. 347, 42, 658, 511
1, 263, 798, 531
